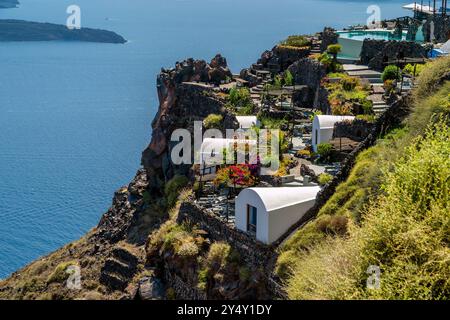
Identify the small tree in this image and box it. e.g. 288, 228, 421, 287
203, 114, 223, 129
318, 173, 333, 186
327, 44, 342, 62
165, 175, 189, 208
381, 65, 400, 82
317, 143, 333, 162
284, 70, 294, 86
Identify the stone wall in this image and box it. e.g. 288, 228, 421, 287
177, 200, 274, 270
360, 39, 428, 71
272, 45, 311, 71
333, 119, 373, 142
288, 58, 328, 111
164, 266, 207, 300
423, 15, 450, 43
320, 27, 338, 53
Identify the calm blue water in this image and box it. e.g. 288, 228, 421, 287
0, 0, 408, 278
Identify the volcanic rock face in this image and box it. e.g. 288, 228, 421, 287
141, 55, 237, 191
239, 45, 311, 86
288, 58, 328, 112
320, 27, 338, 52
360, 39, 428, 71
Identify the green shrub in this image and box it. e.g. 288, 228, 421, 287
47, 261, 77, 284
239, 267, 251, 282
327, 44, 342, 55
327, 72, 346, 79
280, 35, 311, 48
318, 173, 333, 186
261, 155, 280, 168
166, 288, 176, 300
164, 175, 189, 209
318, 52, 333, 67
341, 76, 360, 91
229, 87, 251, 106
237, 104, 255, 116
204, 242, 231, 271
260, 116, 288, 129
381, 65, 400, 82
403, 63, 426, 77
197, 242, 232, 289
203, 114, 223, 129
228, 87, 254, 115
414, 56, 450, 99
284, 70, 294, 86
317, 143, 333, 161
356, 114, 376, 123
315, 214, 349, 236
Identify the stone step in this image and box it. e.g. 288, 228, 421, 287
373, 107, 388, 114
338, 57, 359, 64
367, 78, 383, 84
347, 70, 381, 77
103, 258, 137, 279
343, 64, 369, 72
100, 272, 128, 291
372, 86, 385, 94
111, 247, 139, 266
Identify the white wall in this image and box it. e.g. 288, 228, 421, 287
235, 191, 269, 244
338, 37, 364, 60
312, 124, 333, 152
312, 115, 354, 152
267, 199, 316, 244
236, 190, 317, 244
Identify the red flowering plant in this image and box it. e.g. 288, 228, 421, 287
214, 163, 260, 188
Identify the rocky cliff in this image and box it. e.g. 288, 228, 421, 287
141, 55, 237, 191
0, 54, 244, 300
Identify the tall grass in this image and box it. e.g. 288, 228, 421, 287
280, 56, 450, 299
287, 117, 450, 300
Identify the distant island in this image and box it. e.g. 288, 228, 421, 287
0, 0, 19, 9
0, 19, 126, 43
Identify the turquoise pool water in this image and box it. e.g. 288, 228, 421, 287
338, 29, 407, 41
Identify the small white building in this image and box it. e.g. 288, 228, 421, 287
236, 116, 260, 129
199, 138, 257, 175
235, 186, 321, 244
312, 115, 355, 152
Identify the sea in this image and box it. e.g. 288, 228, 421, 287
0, 0, 408, 278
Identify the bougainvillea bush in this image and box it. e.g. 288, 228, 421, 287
214, 164, 259, 188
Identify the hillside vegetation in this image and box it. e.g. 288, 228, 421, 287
277, 56, 450, 299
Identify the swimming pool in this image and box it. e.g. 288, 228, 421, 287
337, 28, 423, 59
337, 29, 407, 42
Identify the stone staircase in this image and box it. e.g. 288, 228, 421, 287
368, 94, 389, 115
100, 246, 140, 291
347, 68, 383, 84
343, 64, 389, 115
310, 39, 322, 54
